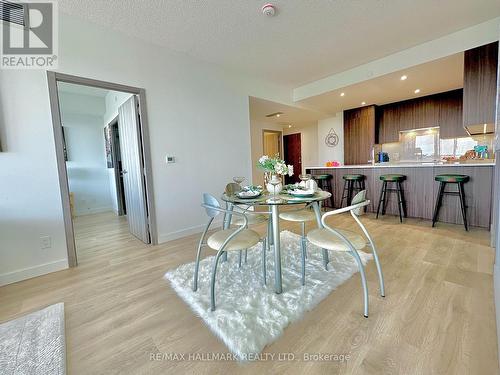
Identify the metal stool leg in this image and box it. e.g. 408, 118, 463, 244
432, 182, 446, 227
458, 182, 468, 231
376, 181, 386, 218
340, 180, 349, 207
396, 182, 403, 223
347, 180, 354, 206
399, 181, 408, 217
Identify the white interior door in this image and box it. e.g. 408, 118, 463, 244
118, 95, 150, 243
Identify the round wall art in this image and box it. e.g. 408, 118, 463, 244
325, 128, 339, 147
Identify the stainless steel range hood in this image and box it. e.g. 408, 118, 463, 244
464, 122, 495, 136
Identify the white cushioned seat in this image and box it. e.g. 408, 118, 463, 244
279, 209, 316, 223
307, 228, 366, 251
231, 213, 268, 226
207, 229, 260, 251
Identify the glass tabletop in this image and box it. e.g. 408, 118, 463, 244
221, 190, 332, 206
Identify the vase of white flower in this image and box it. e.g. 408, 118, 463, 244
266, 173, 283, 195
257, 154, 294, 195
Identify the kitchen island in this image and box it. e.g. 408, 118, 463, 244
305, 163, 495, 229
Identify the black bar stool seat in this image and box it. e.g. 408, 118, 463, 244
314, 174, 334, 209
432, 174, 470, 231
341, 174, 366, 207
376, 174, 407, 222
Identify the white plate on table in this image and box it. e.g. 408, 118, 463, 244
289, 189, 315, 198
237, 191, 262, 199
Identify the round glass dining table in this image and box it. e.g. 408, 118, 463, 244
221, 190, 332, 294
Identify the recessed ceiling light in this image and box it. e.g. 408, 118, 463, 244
400, 75, 408, 81
276, 114, 280, 118
288, 124, 292, 128
414, 89, 421, 94
361, 101, 366, 105
340, 92, 345, 97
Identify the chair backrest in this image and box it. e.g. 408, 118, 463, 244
225, 183, 241, 196
351, 190, 367, 216
202, 193, 221, 218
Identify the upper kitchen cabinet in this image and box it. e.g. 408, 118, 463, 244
344, 105, 376, 165
439, 89, 466, 138
377, 104, 400, 143
463, 41, 498, 135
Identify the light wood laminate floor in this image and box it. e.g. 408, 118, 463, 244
0, 211, 498, 374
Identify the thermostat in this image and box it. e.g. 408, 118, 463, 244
166, 155, 176, 164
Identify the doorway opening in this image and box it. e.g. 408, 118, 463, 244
284, 133, 302, 184
47, 72, 157, 267
262, 129, 282, 157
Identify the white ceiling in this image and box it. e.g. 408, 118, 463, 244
59, 0, 500, 86
299, 52, 464, 114
57, 82, 109, 98
249, 97, 325, 127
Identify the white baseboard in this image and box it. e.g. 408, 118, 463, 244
158, 219, 223, 244
494, 264, 500, 370
75, 206, 114, 216
0, 259, 69, 287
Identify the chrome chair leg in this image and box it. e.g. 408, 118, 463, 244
352, 212, 385, 297
350, 249, 369, 318
193, 218, 213, 292
244, 249, 248, 264
210, 250, 225, 311
238, 250, 242, 268
300, 237, 306, 286
262, 238, 267, 285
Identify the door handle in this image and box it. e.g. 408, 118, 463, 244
121, 170, 128, 176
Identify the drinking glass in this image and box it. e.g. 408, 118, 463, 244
233, 176, 245, 185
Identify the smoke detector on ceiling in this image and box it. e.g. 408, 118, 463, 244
262, 3, 276, 17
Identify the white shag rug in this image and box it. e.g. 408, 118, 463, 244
165, 230, 372, 359
0, 303, 66, 375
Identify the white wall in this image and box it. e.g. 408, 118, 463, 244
317, 113, 344, 166
0, 14, 291, 285
283, 122, 318, 174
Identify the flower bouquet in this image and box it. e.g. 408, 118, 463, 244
257, 155, 294, 195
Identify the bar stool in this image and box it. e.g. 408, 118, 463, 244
376, 174, 407, 223
314, 174, 334, 209
432, 174, 470, 231
341, 174, 365, 207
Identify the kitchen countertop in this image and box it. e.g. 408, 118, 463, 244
306, 162, 495, 169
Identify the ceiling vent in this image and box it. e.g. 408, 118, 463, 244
0, 1, 26, 26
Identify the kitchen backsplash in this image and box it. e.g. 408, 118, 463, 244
380, 128, 494, 162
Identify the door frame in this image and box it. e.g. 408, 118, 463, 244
47, 72, 158, 267
262, 129, 283, 157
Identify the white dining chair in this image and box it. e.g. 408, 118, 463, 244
306, 190, 385, 317
279, 205, 316, 285
224, 182, 270, 267
193, 193, 267, 311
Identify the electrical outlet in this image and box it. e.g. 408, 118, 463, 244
40, 236, 51, 249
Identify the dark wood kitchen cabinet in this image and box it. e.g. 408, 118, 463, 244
376, 89, 464, 142
377, 104, 400, 143
439, 89, 466, 138
463, 41, 498, 131
344, 105, 376, 165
